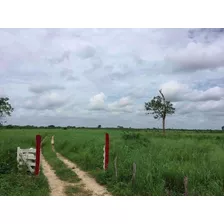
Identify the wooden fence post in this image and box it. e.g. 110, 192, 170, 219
103, 133, 110, 170
132, 162, 136, 186
184, 176, 188, 196
35, 135, 41, 176
51, 136, 55, 152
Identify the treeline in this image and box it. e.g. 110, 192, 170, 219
1, 125, 78, 129
0, 124, 223, 132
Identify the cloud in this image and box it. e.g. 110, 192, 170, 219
60, 68, 78, 81
166, 41, 224, 72
160, 81, 189, 102
108, 96, 133, 113
49, 51, 70, 64
194, 87, 224, 101
0, 87, 6, 98
89, 92, 106, 110
29, 84, 65, 94
160, 81, 224, 102
1, 28, 224, 129
23, 92, 67, 110
176, 100, 224, 117
77, 45, 96, 59
88, 93, 134, 114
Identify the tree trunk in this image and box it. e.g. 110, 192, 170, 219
162, 117, 165, 135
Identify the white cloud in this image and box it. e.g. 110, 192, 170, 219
1, 28, 224, 129
23, 92, 68, 110
108, 96, 133, 113
194, 87, 224, 101
89, 92, 106, 110
160, 81, 224, 102
166, 41, 224, 72
160, 81, 190, 102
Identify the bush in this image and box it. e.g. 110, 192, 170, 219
122, 131, 141, 140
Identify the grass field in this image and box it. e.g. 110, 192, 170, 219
0, 130, 49, 196
1, 128, 224, 196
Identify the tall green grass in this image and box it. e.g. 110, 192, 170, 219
54, 129, 224, 196
0, 130, 50, 196
1, 128, 224, 196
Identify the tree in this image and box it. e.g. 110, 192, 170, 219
117, 125, 124, 129
48, 125, 55, 128
97, 125, 101, 128
145, 89, 175, 135
0, 97, 14, 125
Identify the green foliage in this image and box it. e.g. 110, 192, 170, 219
1, 128, 224, 196
122, 131, 141, 140
48, 128, 224, 196
0, 97, 14, 124
117, 125, 124, 129
145, 94, 175, 119
145, 90, 175, 134
48, 125, 55, 128
0, 130, 49, 195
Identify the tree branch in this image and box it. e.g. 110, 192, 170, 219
159, 89, 166, 118
159, 89, 165, 103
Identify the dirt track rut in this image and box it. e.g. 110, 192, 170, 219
41, 154, 66, 196
41, 151, 111, 196
56, 153, 111, 196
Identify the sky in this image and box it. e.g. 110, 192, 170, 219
0, 28, 224, 129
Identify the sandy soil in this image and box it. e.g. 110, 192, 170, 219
56, 153, 111, 196
41, 154, 66, 196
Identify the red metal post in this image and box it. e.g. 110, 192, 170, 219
105, 133, 110, 170
35, 135, 41, 176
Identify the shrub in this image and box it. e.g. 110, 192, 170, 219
122, 131, 141, 140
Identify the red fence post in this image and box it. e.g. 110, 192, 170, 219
104, 133, 110, 170
35, 135, 41, 176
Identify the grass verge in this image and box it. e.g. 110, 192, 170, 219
0, 130, 49, 196
65, 185, 92, 196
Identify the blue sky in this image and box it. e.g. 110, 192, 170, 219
1, 28, 224, 129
